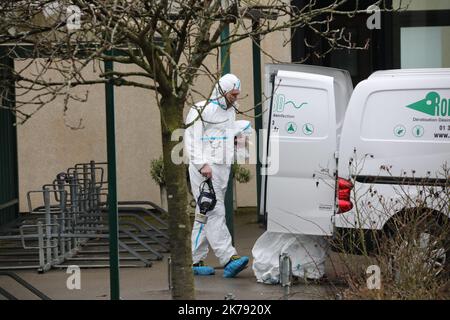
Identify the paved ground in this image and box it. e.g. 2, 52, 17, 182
0, 210, 344, 300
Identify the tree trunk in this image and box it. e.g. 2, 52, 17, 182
160, 185, 168, 211
159, 94, 195, 300
233, 179, 237, 211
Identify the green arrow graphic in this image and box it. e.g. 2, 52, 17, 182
406, 92, 440, 116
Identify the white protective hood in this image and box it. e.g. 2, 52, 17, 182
209, 73, 241, 110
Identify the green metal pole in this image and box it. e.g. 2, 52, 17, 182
252, 21, 263, 223
221, 25, 234, 244
221, 25, 231, 74
104, 55, 120, 300
0, 49, 19, 225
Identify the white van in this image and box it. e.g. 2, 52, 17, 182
260, 64, 450, 251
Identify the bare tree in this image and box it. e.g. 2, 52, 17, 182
0, 0, 392, 299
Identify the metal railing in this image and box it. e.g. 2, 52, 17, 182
0, 160, 169, 272
0, 271, 51, 300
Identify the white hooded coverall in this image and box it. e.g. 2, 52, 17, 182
184, 74, 245, 266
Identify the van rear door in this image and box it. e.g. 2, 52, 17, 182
259, 64, 353, 225
263, 70, 337, 235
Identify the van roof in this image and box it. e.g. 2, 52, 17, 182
369, 68, 450, 78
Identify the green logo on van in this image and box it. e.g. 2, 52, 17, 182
406, 92, 449, 117
274, 94, 308, 113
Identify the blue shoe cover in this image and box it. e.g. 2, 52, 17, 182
223, 256, 249, 278
193, 265, 215, 275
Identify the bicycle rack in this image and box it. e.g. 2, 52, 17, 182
0, 160, 170, 272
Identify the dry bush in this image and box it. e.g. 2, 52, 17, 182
330, 163, 449, 300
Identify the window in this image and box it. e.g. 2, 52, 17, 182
392, 3, 450, 69
401, 26, 450, 68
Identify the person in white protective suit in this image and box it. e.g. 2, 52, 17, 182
184, 74, 251, 277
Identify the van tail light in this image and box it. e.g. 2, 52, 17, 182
337, 177, 354, 214
338, 200, 353, 213
338, 189, 350, 201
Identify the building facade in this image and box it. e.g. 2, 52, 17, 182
1, 0, 449, 223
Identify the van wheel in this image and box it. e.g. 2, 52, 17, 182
385, 210, 449, 280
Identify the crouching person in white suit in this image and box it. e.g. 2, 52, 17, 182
184, 73, 250, 278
